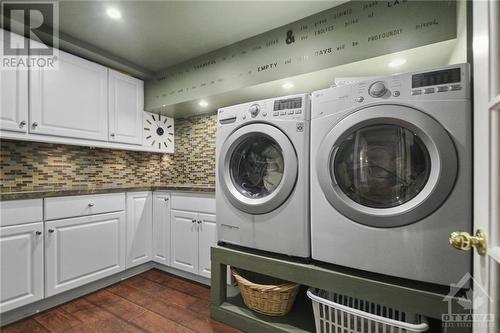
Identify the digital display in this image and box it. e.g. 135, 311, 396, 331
412, 68, 461, 88
274, 97, 302, 111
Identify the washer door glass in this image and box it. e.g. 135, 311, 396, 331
333, 124, 431, 208
219, 123, 298, 215
230, 135, 284, 199
316, 104, 458, 227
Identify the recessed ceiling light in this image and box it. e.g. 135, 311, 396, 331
199, 100, 208, 107
388, 58, 407, 68
282, 82, 294, 89
106, 7, 122, 20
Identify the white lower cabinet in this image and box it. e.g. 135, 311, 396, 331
0, 222, 44, 313
45, 212, 126, 297
198, 213, 217, 278
170, 210, 199, 274
126, 192, 153, 268
0, 191, 214, 313
152, 192, 171, 265
169, 193, 217, 278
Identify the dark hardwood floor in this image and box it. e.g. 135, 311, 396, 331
1, 269, 242, 333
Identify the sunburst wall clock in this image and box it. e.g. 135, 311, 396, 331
143, 111, 174, 153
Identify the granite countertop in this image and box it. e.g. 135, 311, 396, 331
0, 184, 216, 201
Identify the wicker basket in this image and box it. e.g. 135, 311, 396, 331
231, 268, 300, 316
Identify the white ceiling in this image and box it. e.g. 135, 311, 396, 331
57, 1, 340, 73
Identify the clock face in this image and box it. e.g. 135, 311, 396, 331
143, 112, 174, 152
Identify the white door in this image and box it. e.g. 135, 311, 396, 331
198, 213, 217, 278
0, 30, 28, 133
29, 48, 108, 141
108, 69, 143, 145
0, 222, 44, 313
152, 192, 171, 265
45, 212, 125, 297
170, 210, 198, 274
472, 1, 499, 332
126, 192, 153, 268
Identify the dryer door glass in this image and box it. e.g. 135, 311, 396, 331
332, 124, 431, 208
230, 134, 284, 198
315, 104, 458, 227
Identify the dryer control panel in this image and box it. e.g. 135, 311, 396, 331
311, 63, 470, 119
351, 63, 470, 103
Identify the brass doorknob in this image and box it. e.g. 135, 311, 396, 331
449, 230, 487, 256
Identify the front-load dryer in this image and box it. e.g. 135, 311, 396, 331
216, 94, 310, 257
310, 64, 471, 286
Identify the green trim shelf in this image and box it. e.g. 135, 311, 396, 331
210, 245, 472, 333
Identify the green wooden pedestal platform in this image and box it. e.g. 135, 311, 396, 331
210, 245, 472, 333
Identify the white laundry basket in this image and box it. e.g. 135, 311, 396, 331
307, 288, 429, 333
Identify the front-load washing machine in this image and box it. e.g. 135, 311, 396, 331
310, 64, 471, 286
216, 94, 310, 257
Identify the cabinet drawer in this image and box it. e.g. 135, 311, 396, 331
44, 193, 125, 220
0, 199, 43, 227
171, 192, 215, 214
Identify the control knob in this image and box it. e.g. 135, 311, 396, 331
249, 104, 260, 117
368, 81, 387, 98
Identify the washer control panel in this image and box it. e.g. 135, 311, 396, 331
218, 94, 309, 125
368, 81, 388, 98
249, 104, 260, 117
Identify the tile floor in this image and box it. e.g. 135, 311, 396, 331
1, 269, 241, 333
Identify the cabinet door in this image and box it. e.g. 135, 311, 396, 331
45, 212, 125, 297
170, 210, 198, 274
29, 48, 108, 141
108, 69, 143, 145
0, 222, 44, 313
126, 192, 153, 268
0, 31, 28, 133
198, 213, 217, 278
152, 193, 171, 265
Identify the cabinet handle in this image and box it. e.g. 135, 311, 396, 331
197, 220, 202, 224
19, 120, 27, 128
88, 203, 95, 207
48, 229, 54, 233
191, 219, 196, 223
164, 198, 169, 202
32, 122, 38, 128
110, 133, 115, 137
35, 231, 42, 235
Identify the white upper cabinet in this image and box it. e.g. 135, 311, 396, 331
29, 47, 108, 141
126, 192, 153, 268
152, 192, 171, 265
108, 69, 143, 145
0, 31, 28, 133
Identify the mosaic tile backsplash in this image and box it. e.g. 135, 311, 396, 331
0, 113, 217, 192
